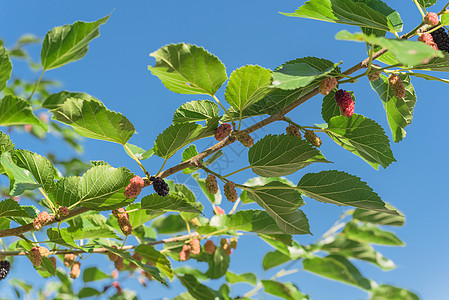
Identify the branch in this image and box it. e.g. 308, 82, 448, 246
0, 232, 198, 257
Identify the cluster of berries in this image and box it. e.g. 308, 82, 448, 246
0, 260, 10, 280
215, 123, 232, 141
388, 74, 406, 99
107, 246, 125, 271
112, 208, 133, 236
124, 175, 144, 199
417, 12, 449, 53
179, 238, 201, 261
220, 238, 237, 256
286, 124, 302, 139
28, 246, 58, 271
205, 174, 238, 203
150, 176, 170, 196
33, 211, 54, 230
334, 89, 355, 118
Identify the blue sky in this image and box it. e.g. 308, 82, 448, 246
1, 1, 449, 299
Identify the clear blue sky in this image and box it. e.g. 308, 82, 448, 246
1, 1, 448, 299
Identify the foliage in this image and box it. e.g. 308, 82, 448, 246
3, 0, 448, 298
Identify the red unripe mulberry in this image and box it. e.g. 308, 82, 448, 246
215, 123, 232, 141
29, 247, 42, 267
335, 89, 355, 118
204, 240, 216, 254
124, 175, 144, 199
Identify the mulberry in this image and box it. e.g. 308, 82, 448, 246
0, 260, 10, 280
114, 257, 124, 271
214, 206, 225, 215
318, 76, 338, 95
335, 89, 355, 117
205, 174, 218, 194
230, 237, 238, 249
150, 176, 170, 197
236, 132, 254, 147
204, 240, 216, 255
179, 244, 191, 261
367, 64, 382, 82
70, 261, 81, 279
418, 33, 439, 50
58, 206, 69, 217
224, 181, 237, 203
124, 175, 144, 199
286, 124, 301, 138
129, 252, 143, 269
33, 211, 53, 230
49, 257, 57, 269
39, 246, 50, 258
190, 239, 201, 255
107, 246, 120, 263
64, 254, 77, 267
215, 123, 232, 141
388, 74, 406, 99
113, 208, 133, 236
430, 27, 449, 52
304, 130, 322, 148
29, 247, 42, 267
424, 12, 439, 26
220, 238, 232, 256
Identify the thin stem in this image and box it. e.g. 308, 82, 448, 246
213, 94, 236, 130
0, 238, 6, 251
38, 187, 56, 213
31, 232, 39, 246
156, 158, 168, 177
184, 218, 192, 240
121, 236, 128, 249
412, 0, 426, 18
27, 70, 45, 101
438, 2, 449, 14
365, 44, 375, 75
223, 166, 251, 177
123, 143, 149, 177
228, 198, 241, 215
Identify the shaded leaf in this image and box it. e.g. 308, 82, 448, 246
83, 267, 110, 282
263, 250, 292, 270
1, 152, 41, 196
225, 271, 257, 285
417, 0, 436, 8
173, 100, 219, 124
149, 43, 227, 95
205, 248, 230, 279
141, 193, 200, 213
178, 274, 223, 300
343, 222, 404, 246
0, 199, 32, 218
297, 170, 398, 214
371, 284, 419, 300
353, 203, 405, 226
262, 280, 308, 300
249, 134, 329, 177
325, 114, 396, 169
135, 244, 173, 279
47, 228, 79, 248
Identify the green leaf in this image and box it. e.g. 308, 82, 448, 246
141, 193, 200, 213
321, 90, 356, 123
357, 0, 403, 37
15, 149, 56, 193
297, 170, 398, 214
417, 0, 436, 8
78, 287, 101, 298
208, 210, 286, 234
135, 244, 173, 279
0, 199, 33, 218
371, 284, 419, 300
225, 271, 257, 285
1, 152, 41, 196
0, 131, 15, 156
0, 46, 12, 91
272, 57, 339, 90
54, 165, 133, 210
240, 177, 297, 204
205, 248, 230, 279
173, 100, 219, 124
249, 134, 329, 177
343, 222, 404, 245
263, 251, 292, 270
247, 182, 310, 235
325, 114, 396, 169
352, 203, 405, 226
152, 214, 186, 234
175, 267, 208, 280
149, 43, 227, 95
321, 235, 395, 270
178, 274, 223, 300
42, 91, 96, 110
282, 0, 399, 33
154, 120, 218, 159
41, 14, 110, 70
72, 228, 118, 239
413, 52, 449, 72
262, 280, 308, 300
369, 74, 416, 143
82, 267, 110, 282
52, 98, 135, 145
182, 145, 199, 174
335, 30, 443, 67
303, 254, 371, 290
225, 65, 272, 112
123, 203, 161, 230
0, 96, 46, 130
124, 143, 153, 161
47, 228, 79, 248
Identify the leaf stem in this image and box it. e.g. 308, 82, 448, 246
412, 0, 426, 18
212, 94, 236, 130
39, 187, 56, 213
156, 158, 168, 177
123, 143, 149, 177
223, 166, 252, 177
228, 198, 241, 215
27, 70, 45, 102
